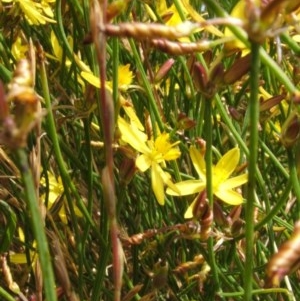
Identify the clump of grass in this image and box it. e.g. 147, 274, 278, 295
1, 1, 300, 301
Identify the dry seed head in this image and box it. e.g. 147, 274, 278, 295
0, 59, 40, 149
103, 21, 199, 40
173, 254, 205, 274
151, 39, 210, 55
281, 111, 300, 148
7, 59, 37, 104
265, 221, 300, 287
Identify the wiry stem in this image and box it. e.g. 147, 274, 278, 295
90, 1, 123, 300
244, 41, 260, 301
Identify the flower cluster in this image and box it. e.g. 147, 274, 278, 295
2, 0, 56, 25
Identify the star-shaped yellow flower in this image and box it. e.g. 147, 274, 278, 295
118, 117, 180, 205
167, 146, 248, 218
81, 64, 134, 92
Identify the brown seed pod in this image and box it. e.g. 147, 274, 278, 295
191, 191, 213, 241
102, 21, 199, 40
265, 221, 300, 287
150, 39, 210, 55
173, 254, 205, 274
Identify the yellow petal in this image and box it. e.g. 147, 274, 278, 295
215, 147, 240, 182
181, 0, 223, 37
122, 102, 144, 131
9, 253, 28, 264
220, 173, 248, 190
118, 64, 134, 89
189, 146, 206, 180
184, 197, 198, 219
152, 163, 165, 205
51, 31, 62, 61
118, 117, 149, 153
58, 205, 68, 224
163, 148, 181, 160
166, 179, 205, 196
136, 154, 151, 172
215, 189, 244, 205
81, 71, 101, 88
158, 168, 180, 194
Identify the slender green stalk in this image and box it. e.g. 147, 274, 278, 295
244, 42, 260, 301
39, 49, 96, 230
287, 149, 300, 219
128, 39, 164, 131
15, 149, 57, 301
0, 287, 17, 301
220, 288, 293, 300
204, 98, 221, 297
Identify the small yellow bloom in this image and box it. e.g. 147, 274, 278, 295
118, 117, 180, 205
11, 36, 29, 60
155, 0, 188, 27
167, 146, 248, 218
2, 0, 56, 25
50, 31, 72, 67
10, 228, 37, 265
81, 64, 134, 92
40, 172, 82, 224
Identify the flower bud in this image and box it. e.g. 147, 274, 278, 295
209, 62, 224, 86
281, 112, 300, 148
228, 106, 243, 121
177, 112, 196, 131
260, 95, 284, 112
191, 62, 208, 93
154, 58, 175, 83
223, 54, 251, 85
119, 156, 137, 185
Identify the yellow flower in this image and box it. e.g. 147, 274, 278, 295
81, 64, 134, 92
40, 172, 82, 224
146, 0, 222, 39
10, 227, 37, 265
50, 31, 72, 67
118, 117, 180, 205
2, 0, 56, 25
167, 146, 248, 218
11, 36, 29, 60
155, 0, 188, 26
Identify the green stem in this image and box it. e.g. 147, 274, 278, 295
244, 42, 260, 301
204, 98, 221, 296
39, 51, 96, 231
0, 287, 17, 301
287, 149, 300, 219
128, 39, 164, 131
220, 288, 293, 300
15, 149, 57, 301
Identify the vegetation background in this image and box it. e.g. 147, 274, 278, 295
1, 0, 300, 300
